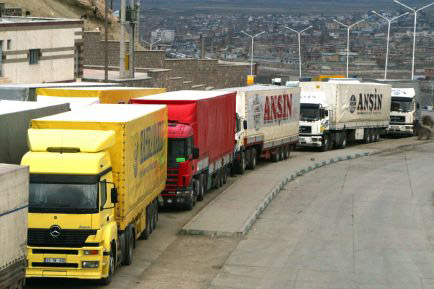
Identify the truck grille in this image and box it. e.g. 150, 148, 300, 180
299, 126, 312, 134
390, 115, 405, 123
28, 229, 97, 248
166, 168, 179, 191
32, 262, 78, 268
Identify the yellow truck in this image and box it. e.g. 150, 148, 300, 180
36, 87, 166, 105
21, 104, 167, 284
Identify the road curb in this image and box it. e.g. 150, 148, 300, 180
180, 140, 432, 238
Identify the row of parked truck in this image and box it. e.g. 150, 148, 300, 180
2, 79, 416, 287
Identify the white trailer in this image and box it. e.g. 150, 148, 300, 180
222, 85, 300, 173
298, 81, 391, 151
0, 164, 29, 289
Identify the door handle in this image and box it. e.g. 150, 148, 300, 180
106, 216, 109, 222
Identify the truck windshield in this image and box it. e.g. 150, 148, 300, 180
168, 138, 192, 167
391, 97, 413, 113
29, 183, 98, 213
300, 104, 320, 121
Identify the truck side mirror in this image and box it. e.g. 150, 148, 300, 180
111, 188, 118, 204
193, 147, 200, 159
243, 120, 248, 130
416, 103, 420, 109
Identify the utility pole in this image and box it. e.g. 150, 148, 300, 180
333, 19, 365, 78
128, 0, 135, 78
241, 31, 265, 76
393, 0, 434, 80
119, 0, 126, 78
371, 11, 409, 80
104, 0, 109, 82
285, 25, 313, 79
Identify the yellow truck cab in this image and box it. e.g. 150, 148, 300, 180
21, 104, 167, 284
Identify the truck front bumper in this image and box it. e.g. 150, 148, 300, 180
386, 125, 413, 136
297, 135, 323, 147
160, 190, 193, 206
26, 246, 108, 279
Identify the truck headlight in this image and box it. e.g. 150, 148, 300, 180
84, 250, 99, 255
82, 261, 99, 268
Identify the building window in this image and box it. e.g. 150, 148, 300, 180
7, 40, 11, 50
29, 49, 40, 65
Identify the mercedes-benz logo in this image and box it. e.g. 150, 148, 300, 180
49, 225, 62, 238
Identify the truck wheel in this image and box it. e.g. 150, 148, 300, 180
271, 149, 279, 162
364, 129, 370, 144
152, 201, 157, 230
374, 129, 380, 142
339, 133, 347, 149
139, 208, 151, 240
184, 193, 195, 210
100, 246, 115, 285
321, 135, 330, 152
197, 176, 205, 201
236, 152, 246, 174
247, 148, 257, 169
122, 229, 134, 266
283, 145, 290, 159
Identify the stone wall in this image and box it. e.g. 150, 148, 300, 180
83, 31, 250, 90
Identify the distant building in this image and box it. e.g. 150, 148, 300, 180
151, 29, 175, 44
0, 16, 83, 83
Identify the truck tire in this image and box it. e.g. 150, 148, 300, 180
100, 245, 115, 285
374, 129, 380, 142
271, 148, 279, 162
197, 176, 205, 201
279, 146, 285, 161
184, 193, 195, 210
321, 135, 330, 152
283, 145, 290, 160
139, 207, 151, 240
338, 133, 347, 149
236, 152, 246, 174
122, 229, 134, 266
247, 148, 257, 169
364, 129, 371, 144
152, 201, 157, 230
223, 167, 228, 184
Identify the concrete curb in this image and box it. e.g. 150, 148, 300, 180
180, 140, 432, 238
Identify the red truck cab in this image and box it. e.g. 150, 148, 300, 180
165, 123, 198, 204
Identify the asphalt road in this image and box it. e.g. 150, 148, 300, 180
210, 143, 434, 289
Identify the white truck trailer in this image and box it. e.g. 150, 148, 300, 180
222, 85, 300, 173
298, 81, 391, 151
0, 164, 29, 289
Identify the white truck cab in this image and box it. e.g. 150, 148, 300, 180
299, 92, 329, 148
386, 88, 418, 136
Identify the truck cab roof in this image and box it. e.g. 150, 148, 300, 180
168, 123, 194, 138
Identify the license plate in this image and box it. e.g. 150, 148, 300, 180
44, 258, 66, 264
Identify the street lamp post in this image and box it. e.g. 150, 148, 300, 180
143, 39, 162, 51
333, 19, 365, 78
241, 31, 265, 76
372, 11, 409, 80
285, 25, 313, 79
393, 0, 434, 80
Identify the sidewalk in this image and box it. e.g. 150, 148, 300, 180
180, 137, 429, 237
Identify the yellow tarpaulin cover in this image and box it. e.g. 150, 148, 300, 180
37, 87, 167, 104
